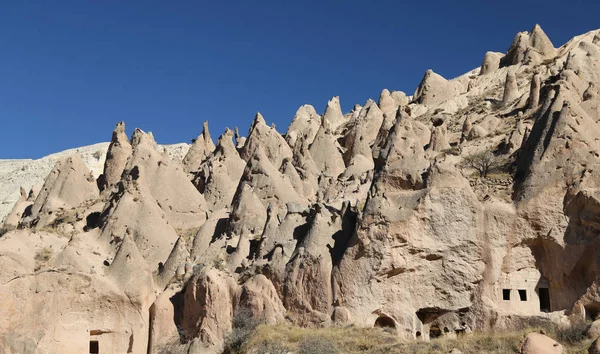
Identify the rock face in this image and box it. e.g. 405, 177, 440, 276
520, 332, 563, 354
501, 24, 556, 67
502, 71, 520, 106
480, 51, 504, 75
2, 25, 600, 354
183, 121, 215, 173
413, 69, 464, 106
99, 121, 132, 193
23, 155, 99, 228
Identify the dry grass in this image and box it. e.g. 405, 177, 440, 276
34, 247, 54, 271
239, 324, 593, 354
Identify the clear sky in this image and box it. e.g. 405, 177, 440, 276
1, 1, 599, 159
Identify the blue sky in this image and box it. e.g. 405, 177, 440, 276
1, 1, 599, 159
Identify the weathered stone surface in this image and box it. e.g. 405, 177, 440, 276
520, 332, 563, 354
183, 121, 216, 173
4, 26, 600, 354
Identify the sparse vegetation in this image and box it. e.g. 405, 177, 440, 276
0, 225, 16, 238
35, 247, 53, 262
92, 150, 103, 160
556, 321, 590, 345
223, 308, 264, 354
464, 151, 496, 178
232, 324, 594, 354
34, 247, 54, 271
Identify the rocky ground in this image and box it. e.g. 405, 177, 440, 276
1, 24, 600, 354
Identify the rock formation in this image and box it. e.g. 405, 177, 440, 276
502, 71, 520, 106
183, 121, 215, 173
2, 25, 600, 354
413, 69, 464, 106
479, 51, 503, 75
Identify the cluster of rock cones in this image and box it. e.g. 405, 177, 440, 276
2, 24, 600, 354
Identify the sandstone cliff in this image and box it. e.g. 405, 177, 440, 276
2, 25, 600, 354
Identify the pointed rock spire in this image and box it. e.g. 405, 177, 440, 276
501, 24, 555, 67
239, 147, 305, 209
25, 155, 99, 228
322, 96, 345, 131
378, 89, 397, 119
309, 122, 346, 179
460, 116, 472, 143
124, 129, 208, 229
183, 121, 216, 173
378, 114, 429, 190
413, 70, 463, 106
528, 73, 542, 109
529, 24, 555, 58
193, 128, 246, 211
502, 71, 520, 106
108, 233, 152, 290
99, 177, 180, 266
3, 187, 31, 228
240, 112, 293, 169
157, 236, 190, 288
427, 118, 451, 152
286, 104, 321, 149
99, 121, 132, 193
234, 127, 246, 150
228, 182, 268, 237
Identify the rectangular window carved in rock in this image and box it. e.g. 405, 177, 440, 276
502, 289, 511, 300
89, 340, 99, 354
518, 289, 527, 301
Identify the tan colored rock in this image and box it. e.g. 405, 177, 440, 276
480, 51, 503, 75
529, 73, 543, 109
427, 118, 451, 152
148, 284, 184, 353
240, 112, 293, 169
460, 116, 472, 143
25, 154, 99, 228
391, 90, 409, 107
467, 124, 488, 141
194, 128, 246, 211
379, 89, 398, 119
99, 177, 180, 267
239, 274, 286, 325
413, 70, 464, 106
181, 269, 238, 352
322, 96, 345, 131
309, 121, 346, 178
520, 332, 563, 354
99, 121, 132, 193
157, 236, 190, 288
183, 121, 215, 173
125, 128, 208, 229
2, 187, 30, 228
286, 104, 321, 149
502, 71, 520, 106
501, 24, 555, 67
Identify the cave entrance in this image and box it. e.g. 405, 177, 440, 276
374, 316, 396, 329
429, 326, 442, 339
538, 287, 550, 312
89, 340, 99, 354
